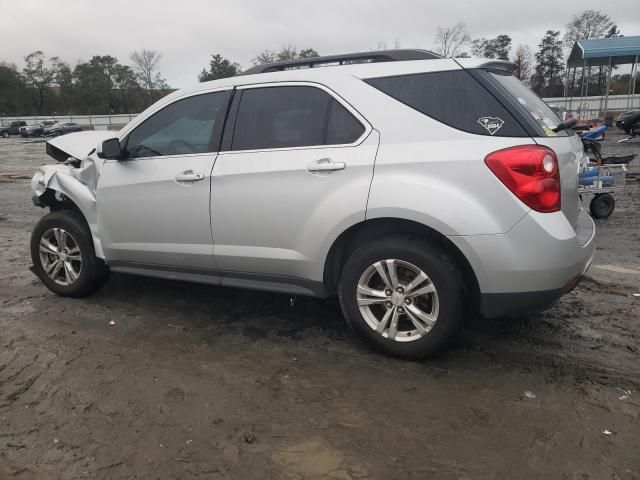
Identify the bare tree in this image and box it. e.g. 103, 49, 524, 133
512, 44, 533, 82
563, 9, 614, 50
22, 51, 56, 114
130, 49, 165, 99
434, 22, 470, 58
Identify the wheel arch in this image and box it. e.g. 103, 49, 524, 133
323, 217, 480, 307
34, 187, 104, 258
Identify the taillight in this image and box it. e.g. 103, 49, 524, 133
484, 145, 561, 213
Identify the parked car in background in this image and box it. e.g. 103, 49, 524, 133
30, 50, 595, 358
22, 124, 44, 137
44, 122, 82, 137
1, 121, 27, 138
21, 120, 57, 138
616, 110, 640, 137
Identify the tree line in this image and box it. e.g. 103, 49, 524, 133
1, 9, 638, 117
0, 49, 169, 117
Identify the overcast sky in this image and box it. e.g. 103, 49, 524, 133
1, 0, 639, 87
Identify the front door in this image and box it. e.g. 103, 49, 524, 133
97, 89, 231, 269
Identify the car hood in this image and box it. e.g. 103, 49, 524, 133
32, 130, 115, 201
46, 130, 113, 163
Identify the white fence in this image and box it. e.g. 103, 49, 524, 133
0, 114, 137, 130
543, 94, 640, 120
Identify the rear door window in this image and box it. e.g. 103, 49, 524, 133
365, 71, 528, 137
231, 85, 365, 151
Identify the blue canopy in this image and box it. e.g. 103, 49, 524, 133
567, 36, 640, 67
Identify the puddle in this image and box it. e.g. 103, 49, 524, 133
273, 439, 347, 478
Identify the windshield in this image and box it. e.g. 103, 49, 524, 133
488, 71, 569, 137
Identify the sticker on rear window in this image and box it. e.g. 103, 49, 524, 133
477, 117, 504, 135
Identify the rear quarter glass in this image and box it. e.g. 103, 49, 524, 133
365, 70, 529, 137
485, 70, 571, 137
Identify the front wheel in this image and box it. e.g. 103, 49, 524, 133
1, 131, 8, 138
31, 210, 109, 297
338, 235, 464, 358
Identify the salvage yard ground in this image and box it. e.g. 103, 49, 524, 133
1, 132, 639, 479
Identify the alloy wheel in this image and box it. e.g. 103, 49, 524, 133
356, 259, 439, 342
39, 228, 82, 286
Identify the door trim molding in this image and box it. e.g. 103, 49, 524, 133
108, 260, 329, 298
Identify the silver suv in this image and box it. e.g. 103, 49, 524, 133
30, 50, 595, 358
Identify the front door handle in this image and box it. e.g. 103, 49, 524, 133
307, 158, 346, 173
175, 171, 205, 182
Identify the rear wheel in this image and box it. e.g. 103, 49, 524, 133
590, 193, 615, 219
1, 131, 8, 138
31, 210, 109, 297
338, 235, 464, 358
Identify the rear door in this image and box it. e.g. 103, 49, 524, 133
210, 83, 378, 281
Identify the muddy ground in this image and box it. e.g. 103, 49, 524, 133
1, 131, 639, 480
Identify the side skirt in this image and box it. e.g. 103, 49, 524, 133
108, 261, 329, 298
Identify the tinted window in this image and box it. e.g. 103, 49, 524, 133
126, 91, 230, 159
231, 86, 364, 151
365, 71, 527, 137
488, 71, 569, 137
326, 99, 365, 145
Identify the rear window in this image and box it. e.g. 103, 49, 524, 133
365, 71, 528, 137
488, 71, 569, 137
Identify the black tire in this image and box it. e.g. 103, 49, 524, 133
338, 235, 464, 358
1, 131, 8, 138
30, 210, 109, 297
590, 193, 615, 219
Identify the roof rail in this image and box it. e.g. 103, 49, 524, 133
242, 49, 443, 75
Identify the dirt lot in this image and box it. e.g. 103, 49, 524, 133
1, 132, 639, 480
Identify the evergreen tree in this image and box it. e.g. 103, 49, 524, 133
533, 30, 565, 96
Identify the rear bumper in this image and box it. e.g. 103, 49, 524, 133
449, 208, 595, 318
479, 268, 588, 318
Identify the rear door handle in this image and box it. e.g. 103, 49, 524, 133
175, 171, 205, 182
307, 158, 346, 173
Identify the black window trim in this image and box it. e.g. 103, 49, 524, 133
115, 88, 234, 162
220, 81, 372, 154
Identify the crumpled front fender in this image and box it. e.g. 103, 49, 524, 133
31, 132, 112, 258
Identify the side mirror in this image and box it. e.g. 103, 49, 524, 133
97, 137, 123, 160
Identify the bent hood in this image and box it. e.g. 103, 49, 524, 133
33, 130, 115, 201
46, 130, 114, 163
